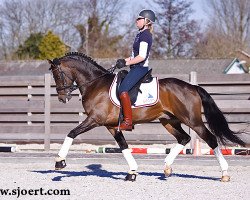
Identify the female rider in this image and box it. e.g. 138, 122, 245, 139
115, 9, 156, 131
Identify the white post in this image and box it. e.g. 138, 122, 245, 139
44, 74, 51, 151
27, 85, 32, 125
189, 71, 199, 153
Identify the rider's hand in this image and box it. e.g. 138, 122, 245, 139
115, 59, 126, 69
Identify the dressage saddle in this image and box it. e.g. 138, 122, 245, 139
116, 68, 153, 105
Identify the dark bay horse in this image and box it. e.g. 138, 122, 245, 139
48, 52, 245, 182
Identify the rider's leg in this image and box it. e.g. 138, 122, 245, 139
117, 66, 148, 131
117, 92, 133, 130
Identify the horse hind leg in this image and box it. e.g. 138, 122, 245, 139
191, 123, 230, 182
159, 118, 191, 177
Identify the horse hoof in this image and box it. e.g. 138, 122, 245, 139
125, 171, 137, 182
164, 166, 172, 177
221, 175, 230, 182
55, 159, 66, 170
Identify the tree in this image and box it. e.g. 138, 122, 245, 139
152, 0, 201, 58
0, 0, 127, 59
0, 0, 24, 58
15, 33, 43, 59
38, 31, 67, 60
0, 0, 83, 59
0, 20, 7, 59
194, 0, 250, 58
74, 0, 124, 58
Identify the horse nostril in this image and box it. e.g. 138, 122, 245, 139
58, 96, 65, 103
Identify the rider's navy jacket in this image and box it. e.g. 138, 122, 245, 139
132, 29, 152, 67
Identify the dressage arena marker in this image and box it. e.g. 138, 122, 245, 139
96, 147, 250, 155
0, 146, 17, 152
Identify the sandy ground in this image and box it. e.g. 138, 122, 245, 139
0, 142, 249, 200
0, 155, 249, 200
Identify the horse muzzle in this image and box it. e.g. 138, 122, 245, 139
58, 93, 72, 103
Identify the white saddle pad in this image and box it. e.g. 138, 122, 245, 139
109, 74, 159, 108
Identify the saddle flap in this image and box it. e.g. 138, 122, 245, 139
109, 74, 159, 108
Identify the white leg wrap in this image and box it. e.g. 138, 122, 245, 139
164, 144, 184, 166
58, 136, 73, 159
214, 146, 228, 171
122, 149, 138, 171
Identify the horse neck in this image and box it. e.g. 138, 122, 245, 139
73, 63, 108, 95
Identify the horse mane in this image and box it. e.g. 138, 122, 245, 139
62, 52, 107, 72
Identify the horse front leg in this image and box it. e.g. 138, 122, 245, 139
55, 117, 98, 170
107, 128, 138, 181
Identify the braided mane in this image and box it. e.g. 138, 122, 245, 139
62, 52, 107, 72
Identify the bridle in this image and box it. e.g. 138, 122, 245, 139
50, 64, 77, 97
50, 62, 116, 95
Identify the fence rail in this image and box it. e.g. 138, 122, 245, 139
0, 73, 250, 150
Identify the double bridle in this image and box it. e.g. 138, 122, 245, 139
50, 63, 116, 95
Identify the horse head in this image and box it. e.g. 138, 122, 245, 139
48, 58, 75, 103
48, 52, 114, 103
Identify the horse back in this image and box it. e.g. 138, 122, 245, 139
158, 77, 201, 115
159, 77, 195, 91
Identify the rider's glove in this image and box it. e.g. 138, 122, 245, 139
115, 59, 126, 69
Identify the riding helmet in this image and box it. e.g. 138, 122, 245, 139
138, 9, 156, 23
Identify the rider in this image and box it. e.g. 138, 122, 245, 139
115, 9, 156, 131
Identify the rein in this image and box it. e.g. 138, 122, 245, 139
73, 66, 116, 91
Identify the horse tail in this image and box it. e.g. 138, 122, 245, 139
196, 86, 245, 147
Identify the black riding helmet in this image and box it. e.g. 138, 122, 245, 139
138, 9, 156, 23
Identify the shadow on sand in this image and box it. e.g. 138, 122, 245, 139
32, 164, 220, 182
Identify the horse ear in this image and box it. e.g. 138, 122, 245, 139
48, 59, 53, 64
52, 58, 61, 65
48, 59, 54, 70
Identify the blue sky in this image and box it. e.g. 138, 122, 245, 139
190, 0, 208, 22
125, 0, 208, 23
0, 0, 208, 23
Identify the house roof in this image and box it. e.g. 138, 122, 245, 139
0, 58, 235, 76
223, 58, 247, 74
149, 59, 233, 74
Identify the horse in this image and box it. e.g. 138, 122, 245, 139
48, 52, 245, 182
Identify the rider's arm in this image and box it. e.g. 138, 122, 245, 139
126, 41, 148, 66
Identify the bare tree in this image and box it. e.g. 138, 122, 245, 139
194, 0, 250, 58
74, 0, 125, 57
0, 0, 24, 53
0, 0, 88, 59
0, 0, 126, 59
152, 0, 201, 58
0, 20, 7, 59
208, 0, 250, 44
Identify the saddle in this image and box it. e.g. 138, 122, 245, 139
116, 69, 153, 105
